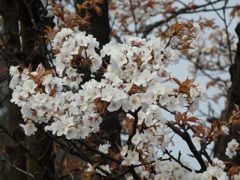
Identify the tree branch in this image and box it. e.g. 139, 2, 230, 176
0, 159, 36, 179
166, 121, 207, 172
141, 0, 232, 38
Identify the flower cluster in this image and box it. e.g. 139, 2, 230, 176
9, 29, 103, 139
52, 28, 101, 76
10, 26, 236, 179
152, 158, 228, 180
226, 139, 239, 159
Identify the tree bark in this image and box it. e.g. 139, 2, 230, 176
0, 0, 27, 179
214, 23, 240, 164
15, 0, 54, 179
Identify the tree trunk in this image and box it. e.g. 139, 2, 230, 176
0, 0, 27, 179
15, 0, 54, 179
214, 23, 240, 164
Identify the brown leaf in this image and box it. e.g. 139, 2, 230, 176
187, 116, 198, 123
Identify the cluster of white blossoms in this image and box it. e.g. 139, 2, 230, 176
152, 158, 227, 180
226, 139, 239, 159
9, 28, 103, 139
52, 28, 102, 76
10, 27, 240, 179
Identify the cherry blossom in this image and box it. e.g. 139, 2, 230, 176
99, 142, 111, 154
20, 122, 37, 136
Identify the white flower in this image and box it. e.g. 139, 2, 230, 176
56, 62, 65, 76
202, 171, 212, 179
147, 83, 165, 95
112, 89, 127, 102
23, 80, 37, 93
99, 142, 111, 154
104, 68, 122, 84
65, 67, 77, 77
66, 127, 78, 139
90, 54, 102, 72
11, 90, 21, 104
122, 150, 140, 165
137, 110, 145, 125
190, 87, 199, 99
189, 99, 199, 113
9, 66, 20, 77
37, 106, 48, 117
101, 86, 113, 102
9, 76, 19, 89
107, 100, 121, 112
20, 122, 37, 136
144, 111, 154, 127
90, 88, 101, 100
120, 145, 128, 157
159, 94, 169, 106
233, 173, 240, 180
167, 96, 179, 111
221, 125, 229, 135
154, 174, 164, 180
128, 94, 142, 111
133, 69, 156, 86
77, 125, 90, 139
165, 47, 179, 64
48, 116, 75, 137
131, 130, 142, 145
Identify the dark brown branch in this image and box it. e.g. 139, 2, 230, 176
76, 139, 121, 164
126, 107, 141, 146
128, 166, 140, 180
141, 0, 233, 38
0, 159, 36, 179
164, 150, 193, 172
68, 141, 113, 177
166, 122, 207, 172
22, 0, 37, 28
46, 133, 113, 177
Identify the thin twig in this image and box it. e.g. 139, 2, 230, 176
0, 159, 36, 179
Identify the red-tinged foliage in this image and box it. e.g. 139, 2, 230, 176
230, 5, 240, 18
161, 1, 177, 15
44, 25, 57, 44
228, 165, 240, 177
191, 125, 207, 136
28, 64, 53, 87
0, 67, 7, 74
122, 114, 134, 133
94, 98, 108, 116
143, 0, 158, 9
79, 0, 104, 16
199, 18, 219, 29
170, 77, 195, 98
229, 105, 240, 124
174, 111, 199, 127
